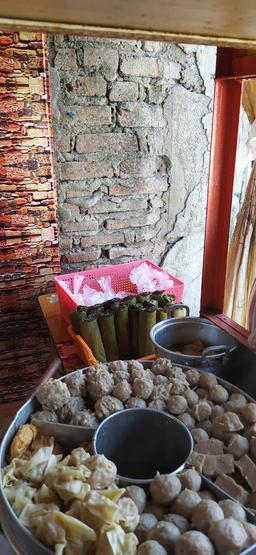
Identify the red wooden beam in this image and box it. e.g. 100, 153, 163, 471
201, 77, 242, 312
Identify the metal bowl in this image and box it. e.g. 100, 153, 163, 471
92, 408, 193, 485
150, 316, 237, 370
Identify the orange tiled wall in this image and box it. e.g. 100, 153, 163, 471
0, 31, 60, 403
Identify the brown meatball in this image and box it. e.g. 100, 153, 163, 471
192, 401, 212, 422
198, 372, 218, 390
185, 368, 200, 387
209, 384, 229, 404
151, 358, 173, 376
145, 502, 168, 521
126, 397, 147, 409
150, 473, 182, 505
95, 395, 123, 420
163, 513, 189, 533
219, 499, 247, 521
109, 360, 128, 373
147, 521, 180, 552
136, 513, 158, 543
64, 369, 86, 397
179, 469, 201, 492
209, 517, 248, 555
178, 413, 195, 429
113, 380, 132, 402
197, 388, 209, 399
171, 489, 201, 518
70, 409, 98, 427
36, 379, 70, 411
185, 390, 199, 407
133, 378, 154, 400
148, 399, 167, 412
138, 540, 168, 555
58, 396, 86, 423
32, 409, 58, 423
211, 405, 225, 419
191, 428, 209, 443
167, 395, 187, 415
150, 383, 172, 401
153, 375, 169, 385
227, 434, 249, 459
240, 403, 256, 424
86, 365, 114, 401
112, 369, 130, 384
175, 530, 215, 555
169, 378, 190, 395
191, 500, 224, 533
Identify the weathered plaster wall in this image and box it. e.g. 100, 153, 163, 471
48, 36, 216, 315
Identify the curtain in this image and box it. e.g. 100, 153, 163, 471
224, 80, 256, 329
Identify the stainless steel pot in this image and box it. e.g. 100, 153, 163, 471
150, 308, 237, 370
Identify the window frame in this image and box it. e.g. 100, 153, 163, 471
200, 47, 256, 348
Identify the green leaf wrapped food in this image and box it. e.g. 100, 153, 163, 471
80, 314, 106, 363
138, 305, 156, 357
136, 292, 150, 303
129, 304, 142, 358
103, 298, 121, 313
98, 311, 119, 362
115, 304, 130, 359
121, 295, 137, 306
70, 310, 83, 334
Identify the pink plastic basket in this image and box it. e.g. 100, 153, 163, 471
54, 259, 184, 324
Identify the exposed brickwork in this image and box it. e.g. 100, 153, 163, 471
48, 36, 215, 317
0, 32, 60, 403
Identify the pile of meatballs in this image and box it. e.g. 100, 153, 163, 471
126, 468, 256, 555
33, 358, 256, 512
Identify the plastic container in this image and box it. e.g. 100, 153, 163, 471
54, 259, 184, 324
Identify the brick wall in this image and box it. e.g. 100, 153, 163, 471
48, 37, 216, 314
0, 32, 60, 403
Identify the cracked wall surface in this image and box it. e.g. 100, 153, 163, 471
47, 36, 216, 315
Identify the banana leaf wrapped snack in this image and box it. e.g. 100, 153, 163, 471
98, 310, 119, 362
80, 313, 106, 363
115, 303, 130, 359
138, 302, 157, 357
129, 303, 142, 358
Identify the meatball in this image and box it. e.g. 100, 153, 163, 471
136, 513, 158, 543
109, 360, 128, 373
32, 409, 58, 423
64, 369, 86, 397
138, 540, 168, 555
192, 401, 212, 422
150, 473, 182, 505
126, 397, 147, 409
211, 405, 225, 419
163, 514, 189, 533
209, 384, 229, 404
150, 383, 172, 402
199, 420, 213, 434
240, 403, 256, 424
209, 517, 248, 555
179, 469, 201, 492
167, 395, 187, 415
58, 396, 86, 423
198, 372, 218, 390
112, 369, 130, 384
123, 485, 147, 514
175, 530, 215, 555
95, 395, 123, 420
219, 499, 247, 521
197, 388, 209, 399
153, 375, 169, 385
185, 390, 199, 407
171, 489, 201, 518
169, 378, 189, 395
151, 358, 173, 376
70, 409, 98, 428
185, 368, 200, 387
36, 379, 70, 411
133, 378, 154, 400
148, 399, 167, 412
113, 380, 132, 402
191, 500, 224, 533
227, 434, 249, 459
147, 521, 180, 552
178, 413, 195, 429
86, 365, 114, 401
128, 360, 145, 376
191, 428, 209, 443
166, 366, 186, 381
230, 392, 247, 406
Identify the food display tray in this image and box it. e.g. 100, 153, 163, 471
1, 361, 256, 555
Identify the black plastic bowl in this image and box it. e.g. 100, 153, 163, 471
92, 408, 193, 485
